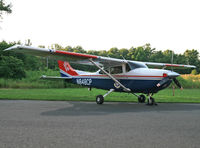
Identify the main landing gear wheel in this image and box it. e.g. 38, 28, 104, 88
147, 97, 157, 106
96, 95, 104, 105
138, 95, 146, 103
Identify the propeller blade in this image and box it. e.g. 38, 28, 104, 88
173, 78, 183, 89
157, 77, 169, 87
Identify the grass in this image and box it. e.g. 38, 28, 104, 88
0, 70, 78, 88
0, 88, 200, 103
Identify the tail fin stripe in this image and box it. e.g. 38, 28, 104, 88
58, 60, 79, 77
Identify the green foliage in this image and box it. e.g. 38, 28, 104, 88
73, 46, 86, 53
184, 49, 200, 73
119, 48, 129, 59
133, 46, 147, 61
169, 75, 200, 89
108, 47, 120, 58
0, 0, 11, 12
191, 69, 198, 75
0, 0, 12, 20
24, 55, 41, 70
149, 51, 164, 62
0, 56, 26, 79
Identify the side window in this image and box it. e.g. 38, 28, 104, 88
99, 66, 123, 74
110, 66, 122, 74
99, 68, 109, 74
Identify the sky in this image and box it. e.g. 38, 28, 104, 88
0, 0, 200, 53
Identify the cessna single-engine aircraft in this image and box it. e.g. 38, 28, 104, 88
5, 45, 196, 105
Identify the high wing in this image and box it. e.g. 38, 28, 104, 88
4, 45, 126, 67
5, 45, 97, 61
144, 62, 196, 69
4, 45, 196, 69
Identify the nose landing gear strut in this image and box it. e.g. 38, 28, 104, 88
147, 94, 157, 106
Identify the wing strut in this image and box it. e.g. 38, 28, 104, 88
89, 58, 131, 92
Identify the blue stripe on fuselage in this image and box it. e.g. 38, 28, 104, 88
60, 73, 70, 77
70, 77, 172, 94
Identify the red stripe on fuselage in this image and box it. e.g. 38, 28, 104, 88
79, 75, 164, 78
55, 50, 98, 59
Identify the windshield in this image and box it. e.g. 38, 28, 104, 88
128, 61, 148, 69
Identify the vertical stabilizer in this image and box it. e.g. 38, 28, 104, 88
58, 60, 79, 77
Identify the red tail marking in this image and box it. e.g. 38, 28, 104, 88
58, 60, 79, 76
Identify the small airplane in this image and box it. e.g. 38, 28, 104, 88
5, 45, 196, 105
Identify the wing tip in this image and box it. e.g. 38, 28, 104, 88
4, 44, 21, 51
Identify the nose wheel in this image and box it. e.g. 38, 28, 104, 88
147, 96, 157, 106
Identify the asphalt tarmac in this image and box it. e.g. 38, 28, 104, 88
0, 100, 200, 148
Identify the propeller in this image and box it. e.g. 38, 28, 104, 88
156, 77, 169, 87
173, 78, 183, 89
156, 51, 183, 90
157, 77, 183, 90
170, 51, 183, 90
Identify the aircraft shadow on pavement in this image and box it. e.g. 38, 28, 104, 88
41, 102, 200, 116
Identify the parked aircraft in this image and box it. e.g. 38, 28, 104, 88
5, 45, 196, 105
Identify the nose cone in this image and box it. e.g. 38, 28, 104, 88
167, 71, 180, 78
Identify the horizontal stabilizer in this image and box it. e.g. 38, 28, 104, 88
40, 75, 72, 80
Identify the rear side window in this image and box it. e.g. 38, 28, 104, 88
128, 62, 147, 70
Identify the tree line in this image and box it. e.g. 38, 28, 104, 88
0, 41, 199, 79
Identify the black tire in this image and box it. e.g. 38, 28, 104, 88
138, 95, 146, 103
147, 97, 155, 105
96, 95, 104, 105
